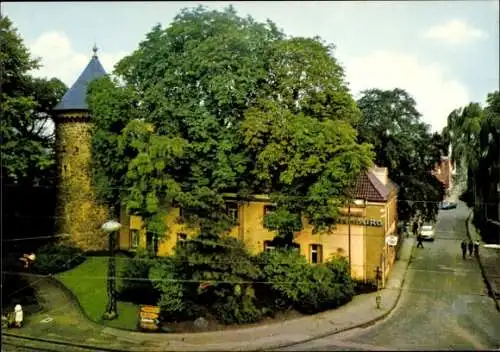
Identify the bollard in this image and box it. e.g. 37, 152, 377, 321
375, 292, 382, 309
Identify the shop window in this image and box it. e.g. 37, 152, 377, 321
177, 233, 188, 248
264, 205, 276, 216
310, 244, 323, 264
130, 229, 140, 249
226, 202, 239, 223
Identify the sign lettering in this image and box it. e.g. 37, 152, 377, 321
337, 216, 383, 227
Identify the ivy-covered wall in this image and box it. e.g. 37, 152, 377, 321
55, 112, 109, 251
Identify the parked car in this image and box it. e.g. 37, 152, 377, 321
420, 224, 435, 241
439, 201, 457, 210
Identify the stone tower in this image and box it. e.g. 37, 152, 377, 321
53, 46, 109, 251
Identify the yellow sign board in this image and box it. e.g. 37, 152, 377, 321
138, 305, 161, 331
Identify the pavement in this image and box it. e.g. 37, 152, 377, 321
278, 202, 500, 351
2, 235, 415, 351
466, 211, 500, 311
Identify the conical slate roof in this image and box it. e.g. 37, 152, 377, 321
54, 50, 107, 112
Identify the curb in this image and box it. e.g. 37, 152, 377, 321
3, 241, 416, 352
259, 239, 417, 351
465, 211, 500, 312
2, 332, 127, 352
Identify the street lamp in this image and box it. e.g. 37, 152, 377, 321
101, 220, 121, 320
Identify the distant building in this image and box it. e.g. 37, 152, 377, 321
432, 156, 453, 197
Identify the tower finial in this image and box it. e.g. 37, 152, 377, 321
92, 43, 98, 58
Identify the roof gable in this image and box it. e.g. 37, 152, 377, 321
54, 55, 107, 112
354, 170, 395, 202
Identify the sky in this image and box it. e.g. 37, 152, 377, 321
2, 1, 499, 133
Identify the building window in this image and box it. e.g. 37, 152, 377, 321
263, 240, 275, 251
226, 202, 239, 223
310, 244, 323, 264
130, 229, 140, 249
177, 233, 188, 248
264, 205, 276, 216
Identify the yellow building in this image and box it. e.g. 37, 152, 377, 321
119, 166, 398, 284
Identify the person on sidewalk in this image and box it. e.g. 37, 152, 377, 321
417, 234, 424, 248
461, 240, 467, 259
14, 304, 23, 328
412, 221, 419, 237
468, 240, 474, 257
474, 240, 480, 257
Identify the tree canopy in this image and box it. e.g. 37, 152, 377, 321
89, 5, 374, 246
0, 15, 67, 186
356, 88, 446, 222
445, 91, 500, 242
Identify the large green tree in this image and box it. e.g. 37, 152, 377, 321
89, 5, 373, 247
356, 88, 446, 223
0, 15, 67, 187
447, 93, 500, 242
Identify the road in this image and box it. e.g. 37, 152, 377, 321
277, 203, 500, 351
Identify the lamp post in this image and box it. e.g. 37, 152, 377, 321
101, 220, 121, 320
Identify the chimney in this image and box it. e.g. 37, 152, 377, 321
371, 166, 388, 185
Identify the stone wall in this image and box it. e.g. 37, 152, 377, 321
55, 113, 109, 251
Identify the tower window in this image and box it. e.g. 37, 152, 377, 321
74, 147, 79, 154
62, 164, 70, 177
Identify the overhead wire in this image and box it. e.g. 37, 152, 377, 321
2, 271, 497, 297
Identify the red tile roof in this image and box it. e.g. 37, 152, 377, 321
353, 171, 397, 202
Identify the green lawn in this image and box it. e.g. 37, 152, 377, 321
56, 256, 140, 330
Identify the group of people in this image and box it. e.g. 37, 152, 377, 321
461, 239, 480, 259
2, 304, 23, 328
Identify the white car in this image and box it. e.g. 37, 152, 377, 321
420, 224, 435, 241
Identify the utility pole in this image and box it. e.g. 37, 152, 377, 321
348, 202, 351, 276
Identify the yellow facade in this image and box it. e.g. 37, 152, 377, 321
119, 192, 398, 283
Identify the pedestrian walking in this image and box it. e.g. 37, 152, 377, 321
468, 240, 474, 257
412, 221, 418, 237
461, 240, 467, 259
417, 234, 424, 248
474, 240, 480, 257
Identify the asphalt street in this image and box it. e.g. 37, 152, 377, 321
278, 203, 500, 351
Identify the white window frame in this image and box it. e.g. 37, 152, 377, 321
130, 229, 140, 249
310, 244, 323, 264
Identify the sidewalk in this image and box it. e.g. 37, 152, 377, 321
466, 211, 500, 311
3, 237, 415, 351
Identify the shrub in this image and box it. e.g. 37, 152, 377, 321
118, 248, 158, 304
169, 235, 263, 324
255, 248, 309, 314
257, 249, 355, 315
149, 257, 187, 321
212, 285, 263, 324
33, 241, 84, 275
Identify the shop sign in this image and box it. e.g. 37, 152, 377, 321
337, 216, 383, 227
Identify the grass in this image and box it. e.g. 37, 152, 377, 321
56, 255, 140, 330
